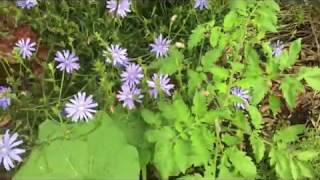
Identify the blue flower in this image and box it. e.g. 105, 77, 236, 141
230, 87, 251, 110
194, 0, 209, 10
16, 0, 38, 9
0, 130, 25, 171
271, 40, 284, 57
150, 34, 171, 58
121, 63, 144, 86
117, 84, 143, 109
65, 92, 98, 122
15, 38, 36, 59
104, 44, 130, 67
106, 0, 131, 18
0, 86, 11, 110
147, 74, 174, 99
54, 50, 80, 73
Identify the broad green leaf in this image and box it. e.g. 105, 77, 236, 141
273, 124, 305, 144
158, 99, 190, 123
294, 150, 319, 161
201, 49, 223, 71
227, 148, 257, 178
279, 39, 301, 70
141, 108, 161, 126
223, 11, 238, 31
250, 133, 265, 162
280, 76, 304, 108
187, 70, 204, 95
222, 134, 242, 146
209, 27, 221, 48
298, 67, 320, 91
289, 158, 299, 180
173, 139, 190, 172
154, 140, 176, 179
192, 91, 207, 117
15, 112, 140, 180
188, 25, 206, 50
152, 48, 183, 75
190, 128, 212, 166
232, 111, 251, 133
208, 65, 229, 81
269, 95, 281, 115
297, 161, 313, 178
247, 106, 263, 130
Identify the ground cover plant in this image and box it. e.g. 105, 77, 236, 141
0, 0, 320, 179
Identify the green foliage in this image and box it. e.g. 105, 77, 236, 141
280, 76, 304, 108
14, 112, 140, 180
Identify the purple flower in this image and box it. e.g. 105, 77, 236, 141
106, 0, 131, 18
117, 84, 143, 109
16, 0, 38, 9
271, 40, 284, 57
230, 87, 251, 110
0, 130, 25, 171
0, 86, 11, 110
15, 38, 36, 59
121, 63, 144, 86
104, 44, 130, 67
194, 0, 209, 10
65, 92, 98, 122
147, 74, 174, 99
150, 34, 171, 58
54, 50, 80, 73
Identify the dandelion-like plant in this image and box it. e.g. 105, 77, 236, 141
65, 92, 98, 122
104, 44, 130, 67
54, 50, 80, 74
106, 0, 131, 18
15, 38, 36, 59
16, 0, 38, 9
0, 130, 25, 171
194, 0, 209, 10
150, 34, 171, 58
121, 63, 144, 86
147, 73, 174, 99
0, 86, 11, 110
230, 86, 251, 110
117, 84, 143, 109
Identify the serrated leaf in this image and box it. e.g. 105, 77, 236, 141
223, 11, 238, 31
159, 99, 190, 123
247, 106, 263, 130
269, 95, 281, 115
294, 150, 319, 161
297, 161, 313, 178
280, 76, 304, 108
190, 128, 212, 166
298, 67, 320, 91
273, 124, 305, 143
154, 140, 175, 179
289, 158, 299, 180
188, 25, 206, 49
173, 139, 190, 172
192, 91, 207, 117
187, 70, 204, 95
227, 148, 257, 177
152, 48, 183, 75
141, 108, 161, 126
222, 134, 242, 146
201, 49, 223, 71
210, 27, 221, 48
279, 39, 301, 70
250, 133, 265, 162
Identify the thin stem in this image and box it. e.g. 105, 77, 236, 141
58, 71, 65, 103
